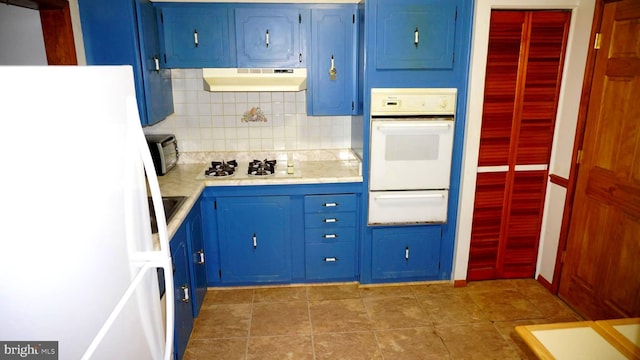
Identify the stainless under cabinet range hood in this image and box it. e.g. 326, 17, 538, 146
203, 68, 307, 92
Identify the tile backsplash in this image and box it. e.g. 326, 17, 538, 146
145, 68, 352, 153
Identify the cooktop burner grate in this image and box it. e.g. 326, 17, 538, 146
204, 160, 237, 177
248, 159, 277, 176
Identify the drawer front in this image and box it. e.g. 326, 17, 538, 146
304, 194, 357, 213
305, 242, 356, 280
305, 212, 357, 229
305, 227, 356, 244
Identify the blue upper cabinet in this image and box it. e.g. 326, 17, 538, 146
375, 0, 457, 70
235, 7, 308, 68
78, 0, 173, 126
307, 6, 358, 116
157, 4, 235, 68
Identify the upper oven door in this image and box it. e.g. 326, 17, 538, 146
369, 118, 454, 191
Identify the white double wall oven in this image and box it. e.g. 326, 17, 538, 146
368, 88, 457, 225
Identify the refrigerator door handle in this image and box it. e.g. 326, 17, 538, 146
130, 97, 175, 360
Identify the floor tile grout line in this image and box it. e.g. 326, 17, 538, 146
244, 288, 255, 359
305, 287, 318, 360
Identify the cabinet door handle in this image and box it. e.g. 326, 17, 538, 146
153, 55, 160, 72
323, 218, 338, 223
323, 257, 339, 262
194, 29, 199, 47
323, 234, 337, 239
253, 233, 257, 249
265, 29, 269, 48
180, 284, 190, 303
197, 249, 205, 265
405, 246, 410, 262
414, 27, 419, 47
329, 55, 337, 79
322, 202, 339, 207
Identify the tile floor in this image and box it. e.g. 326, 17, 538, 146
183, 279, 582, 359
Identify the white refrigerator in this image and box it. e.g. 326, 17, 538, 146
0, 66, 174, 359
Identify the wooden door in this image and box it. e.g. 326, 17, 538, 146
468, 10, 571, 280
558, 0, 640, 320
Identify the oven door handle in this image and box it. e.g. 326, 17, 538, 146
373, 193, 445, 200
375, 122, 451, 134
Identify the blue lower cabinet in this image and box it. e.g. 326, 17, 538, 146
371, 226, 441, 281
304, 193, 358, 281
217, 196, 292, 284
305, 241, 356, 281
186, 199, 207, 317
169, 223, 193, 360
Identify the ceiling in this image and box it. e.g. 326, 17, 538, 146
6, 0, 67, 10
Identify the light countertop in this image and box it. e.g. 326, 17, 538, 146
153, 150, 363, 240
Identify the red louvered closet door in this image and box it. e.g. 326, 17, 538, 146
467, 10, 571, 280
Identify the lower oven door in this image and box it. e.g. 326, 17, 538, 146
368, 190, 448, 225
370, 119, 454, 190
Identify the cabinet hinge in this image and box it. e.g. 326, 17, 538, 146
160, 11, 163, 23
218, 269, 222, 278
214, 201, 217, 210
352, 101, 355, 111
576, 149, 583, 164
455, 7, 458, 21
353, 14, 355, 24
561, 251, 566, 264
163, 53, 167, 64
594, 33, 602, 50
299, 13, 302, 24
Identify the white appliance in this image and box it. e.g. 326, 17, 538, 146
368, 88, 457, 225
202, 68, 307, 92
0, 66, 174, 359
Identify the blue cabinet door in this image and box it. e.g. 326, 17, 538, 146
235, 8, 306, 68
308, 7, 358, 115
186, 199, 207, 317
170, 224, 193, 360
371, 226, 441, 281
375, 0, 456, 69
217, 196, 292, 284
158, 5, 235, 68
136, 0, 174, 125
78, 0, 173, 126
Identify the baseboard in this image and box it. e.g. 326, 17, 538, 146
537, 275, 553, 291
453, 279, 467, 288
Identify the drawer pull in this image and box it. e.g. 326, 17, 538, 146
193, 29, 199, 47
253, 233, 257, 249
197, 249, 205, 265
323, 202, 339, 207
323, 218, 338, 223
323, 257, 339, 262
181, 284, 190, 303
323, 234, 337, 239
405, 246, 409, 262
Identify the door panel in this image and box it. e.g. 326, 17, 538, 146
559, 0, 640, 319
468, 10, 570, 280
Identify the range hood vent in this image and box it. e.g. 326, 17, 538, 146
203, 68, 307, 92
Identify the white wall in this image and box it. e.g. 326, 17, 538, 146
0, 5, 47, 65
454, 0, 595, 283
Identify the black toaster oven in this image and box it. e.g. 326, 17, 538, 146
145, 134, 178, 176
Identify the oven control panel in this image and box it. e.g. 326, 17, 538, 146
371, 88, 457, 116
